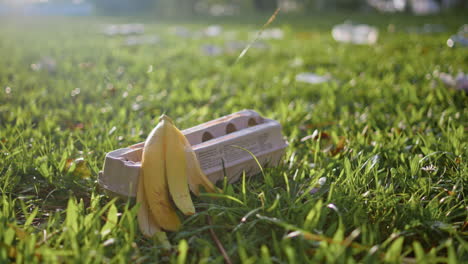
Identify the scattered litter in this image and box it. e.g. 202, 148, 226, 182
421, 164, 437, 172
171, 25, 226, 39
170, 26, 241, 41
327, 203, 340, 213
447, 25, 468, 48
407, 24, 446, 34
368, 0, 457, 14
318, 177, 327, 186
224, 41, 268, 54
131, 103, 141, 111
318, 177, 327, 185
31, 57, 57, 73
171, 26, 192, 38
439, 72, 468, 93
201, 44, 223, 56
447, 35, 468, 48
102, 24, 145, 36
309, 177, 327, 194
411, 0, 440, 15
99, 110, 288, 198
301, 130, 329, 142
71, 88, 81, 97
296, 73, 331, 84
108, 126, 117, 135
210, 4, 239, 16
368, 0, 459, 15
208, 4, 239, 16
256, 28, 284, 40
224, 41, 245, 53
195, 3, 239, 16
103, 238, 116, 247
124, 35, 160, 46
332, 22, 378, 45
204, 25, 222, 37
367, 0, 406, 12
202, 41, 268, 56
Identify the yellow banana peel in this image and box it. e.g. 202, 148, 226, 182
137, 114, 218, 241
174, 127, 220, 196
141, 118, 181, 232
165, 118, 195, 216
136, 173, 160, 237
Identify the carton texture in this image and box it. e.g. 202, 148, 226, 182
99, 110, 288, 197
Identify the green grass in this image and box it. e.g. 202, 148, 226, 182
0, 12, 467, 263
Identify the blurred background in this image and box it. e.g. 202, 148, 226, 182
0, 0, 466, 17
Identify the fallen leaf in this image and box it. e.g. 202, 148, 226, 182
66, 158, 92, 179
301, 131, 347, 156
7, 224, 27, 240
330, 136, 347, 156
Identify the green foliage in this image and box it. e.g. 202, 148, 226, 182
0, 12, 467, 263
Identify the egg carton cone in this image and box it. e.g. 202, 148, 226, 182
98, 110, 288, 197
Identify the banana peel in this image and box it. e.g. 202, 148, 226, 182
174, 127, 219, 196
137, 176, 171, 248
141, 118, 181, 232
165, 120, 195, 216
137, 115, 219, 241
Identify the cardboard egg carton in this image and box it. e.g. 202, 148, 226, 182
98, 110, 288, 197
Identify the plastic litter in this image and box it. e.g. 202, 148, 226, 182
171, 26, 192, 38
255, 28, 284, 40
447, 25, 468, 48
296, 73, 330, 84
201, 41, 268, 56
208, 4, 239, 16
369, 0, 458, 14
102, 24, 144, 36
124, 35, 160, 46
439, 72, 468, 92
204, 25, 222, 37
309, 177, 327, 194
31, 57, 57, 73
367, 0, 406, 12
201, 44, 223, 56
224, 41, 245, 53
332, 22, 378, 45
411, 0, 440, 15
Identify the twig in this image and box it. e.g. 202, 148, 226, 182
207, 216, 232, 264
235, 8, 281, 63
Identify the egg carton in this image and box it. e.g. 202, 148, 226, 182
98, 110, 288, 197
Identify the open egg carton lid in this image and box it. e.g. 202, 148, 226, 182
98, 110, 289, 197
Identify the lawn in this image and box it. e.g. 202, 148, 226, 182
0, 12, 467, 263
